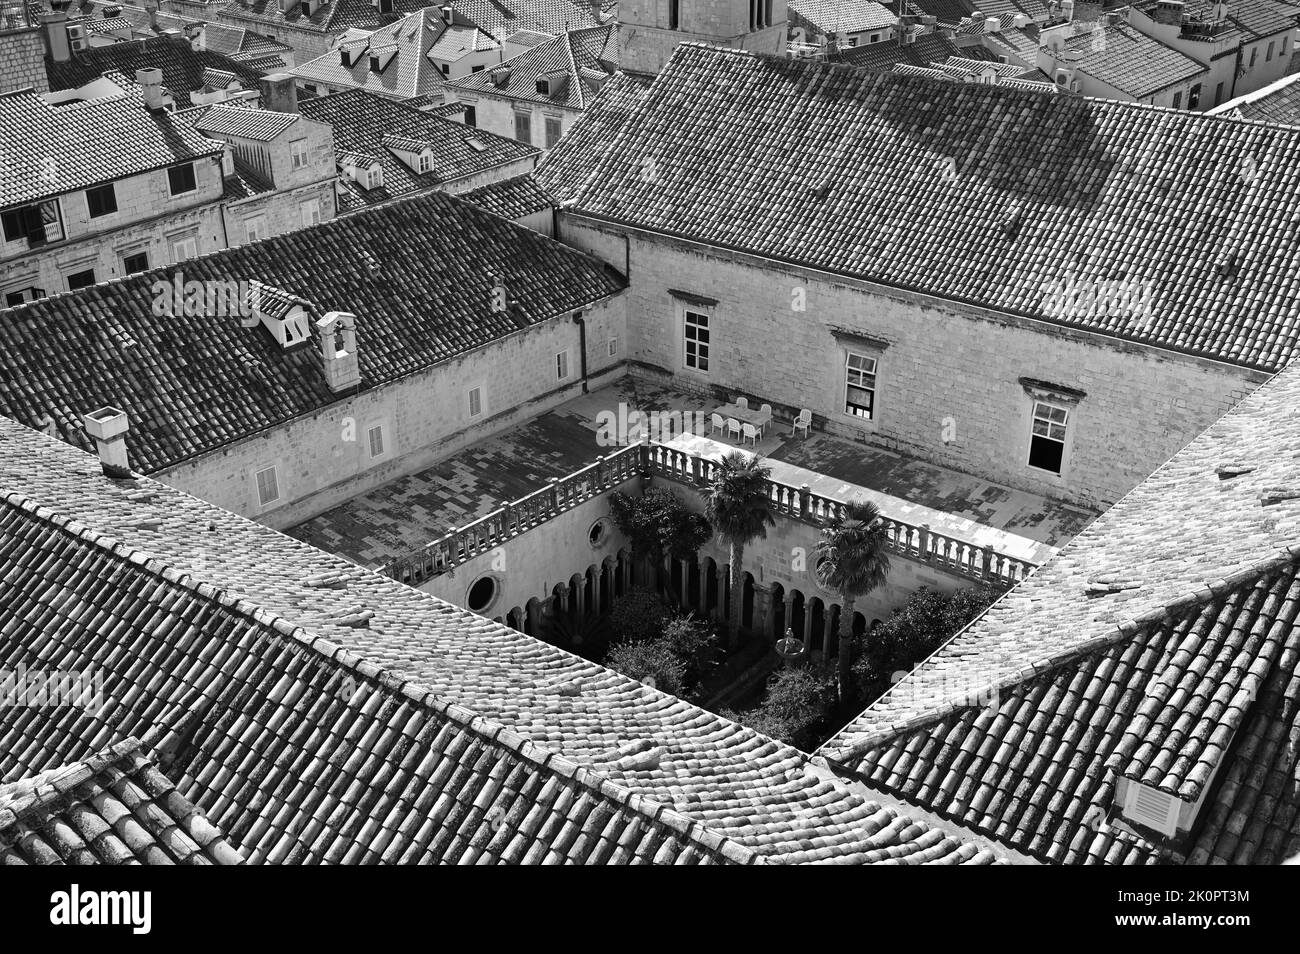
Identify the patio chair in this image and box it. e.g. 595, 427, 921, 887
711, 412, 725, 437
735, 396, 749, 410
742, 423, 759, 447
758, 403, 773, 434
726, 417, 742, 441
792, 408, 812, 438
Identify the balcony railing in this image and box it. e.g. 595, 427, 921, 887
384, 441, 1040, 588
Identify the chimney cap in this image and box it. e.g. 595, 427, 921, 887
136, 66, 163, 84
83, 406, 129, 442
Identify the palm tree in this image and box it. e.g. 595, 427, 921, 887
815, 499, 891, 705
702, 452, 775, 647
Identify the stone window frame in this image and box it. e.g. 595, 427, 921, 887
1019, 377, 1086, 480
830, 328, 889, 428
671, 291, 717, 376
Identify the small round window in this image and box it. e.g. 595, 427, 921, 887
588, 518, 608, 548
467, 575, 498, 613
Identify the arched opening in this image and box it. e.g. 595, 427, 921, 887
703, 557, 719, 615
789, 590, 806, 640
669, 0, 679, 30
853, 612, 868, 639
507, 606, 525, 631
809, 598, 827, 652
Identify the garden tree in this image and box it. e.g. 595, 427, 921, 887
721, 666, 836, 750
608, 488, 711, 592
815, 499, 891, 706
609, 587, 673, 644
850, 585, 1003, 708
606, 639, 686, 695
702, 452, 775, 646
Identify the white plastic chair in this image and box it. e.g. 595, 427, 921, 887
742, 423, 759, 447
758, 403, 773, 434
792, 408, 811, 438
726, 417, 742, 441
735, 396, 749, 410
711, 413, 725, 437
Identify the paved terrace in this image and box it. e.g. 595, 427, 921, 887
287, 379, 1097, 570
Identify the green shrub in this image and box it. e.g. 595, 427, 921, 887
660, 614, 720, 691
606, 639, 685, 695
609, 587, 673, 644
722, 666, 836, 749
851, 585, 1002, 707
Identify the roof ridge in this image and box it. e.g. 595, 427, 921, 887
0, 737, 144, 829
0, 482, 764, 865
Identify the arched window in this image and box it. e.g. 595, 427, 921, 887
669, 0, 679, 29
749, 0, 757, 30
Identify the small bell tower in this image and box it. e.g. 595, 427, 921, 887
621, 0, 789, 75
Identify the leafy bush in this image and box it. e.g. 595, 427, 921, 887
660, 614, 720, 691
851, 585, 1002, 707
609, 587, 673, 644
606, 639, 685, 695
722, 666, 836, 750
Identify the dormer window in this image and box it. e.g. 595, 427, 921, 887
366, 166, 383, 189
417, 152, 431, 173
245, 280, 312, 349
369, 45, 397, 73
536, 77, 549, 94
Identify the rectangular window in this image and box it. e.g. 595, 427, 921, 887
290, 138, 309, 170
608, 337, 618, 357
255, 465, 280, 506
545, 115, 562, 148
1028, 401, 1069, 474
168, 163, 197, 196
1172, 91, 1182, 109
1267, 41, 1275, 62
245, 214, 267, 243
683, 309, 710, 371
468, 386, 483, 418
1250, 47, 1258, 69
367, 424, 385, 459
1284, 36, 1290, 54
170, 234, 198, 261
471, 64, 485, 72
844, 352, 877, 419
121, 251, 148, 274
300, 199, 321, 226
3, 200, 62, 246
463, 105, 477, 127
1214, 81, 1224, 105
65, 268, 96, 291
416, 153, 431, 174
514, 111, 532, 143
555, 350, 569, 379
86, 184, 117, 218
1189, 83, 1201, 109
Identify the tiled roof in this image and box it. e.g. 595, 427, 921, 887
904, 0, 971, 26
218, 0, 429, 34
1061, 23, 1207, 99
428, 22, 499, 58
446, 22, 618, 109
220, 161, 274, 198
192, 102, 301, 139
44, 35, 270, 107
0, 87, 224, 209
834, 31, 968, 70
825, 361, 1300, 864
1132, 0, 1300, 44
0, 739, 246, 865
546, 42, 1300, 372
980, 24, 1042, 62
0, 418, 1007, 864
1211, 71, 1300, 125
532, 69, 650, 197
461, 172, 554, 219
290, 10, 448, 100
298, 90, 538, 210
790, 0, 898, 34
0, 189, 619, 472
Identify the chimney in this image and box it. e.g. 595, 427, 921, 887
41, 11, 71, 63
82, 407, 132, 478
1062, 0, 1075, 22
1012, 12, 1031, 28
318, 312, 361, 392
144, 0, 159, 30
589, 0, 602, 21
259, 72, 299, 113
136, 67, 169, 111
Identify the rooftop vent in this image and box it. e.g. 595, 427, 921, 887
1216, 463, 1255, 479
489, 64, 511, 87
1084, 575, 1143, 594
1260, 487, 1300, 506
1121, 782, 1179, 837
82, 407, 131, 478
